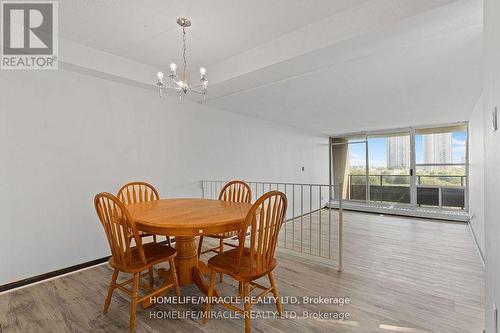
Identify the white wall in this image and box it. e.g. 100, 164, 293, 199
483, 0, 500, 331
0, 68, 329, 285
468, 95, 485, 256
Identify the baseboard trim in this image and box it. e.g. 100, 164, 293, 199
468, 222, 485, 268
0, 239, 173, 293
0, 256, 110, 293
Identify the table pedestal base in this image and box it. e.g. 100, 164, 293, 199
142, 236, 220, 308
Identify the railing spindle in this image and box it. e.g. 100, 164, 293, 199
338, 191, 344, 272
329, 184, 332, 259
300, 184, 303, 253
284, 184, 287, 249
293, 184, 295, 251
319, 186, 322, 257
309, 185, 312, 254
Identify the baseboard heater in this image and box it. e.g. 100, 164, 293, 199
327, 201, 469, 222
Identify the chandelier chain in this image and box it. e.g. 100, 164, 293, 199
182, 26, 187, 83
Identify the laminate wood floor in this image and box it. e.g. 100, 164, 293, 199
0, 210, 484, 333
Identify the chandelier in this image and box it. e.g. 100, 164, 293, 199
156, 17, 207, 102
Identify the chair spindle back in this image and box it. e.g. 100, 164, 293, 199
117, 182, 160, 205
94, 192, 146, 269
236, 191, 287, 276
218, 180, 252, 203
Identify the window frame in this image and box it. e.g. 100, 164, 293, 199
330, 122, 469, 211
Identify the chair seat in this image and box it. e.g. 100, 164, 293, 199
205, 230, 239, 239
208, 248, 276, 281
109, 243, 176, 273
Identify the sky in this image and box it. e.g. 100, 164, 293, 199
348, 131, 467, 167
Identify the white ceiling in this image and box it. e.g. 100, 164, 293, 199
59, 0, 483, 135
59, 0, 370, 69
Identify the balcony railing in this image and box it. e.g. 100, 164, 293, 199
348, 174, 466, 209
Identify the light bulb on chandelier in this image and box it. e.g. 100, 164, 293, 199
156, 71, 164, 82
170, 63, 177, 73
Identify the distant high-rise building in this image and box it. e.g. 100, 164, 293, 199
423, 133, 453, 165
387, 137, 410, 169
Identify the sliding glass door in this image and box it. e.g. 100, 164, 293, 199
330, 123, 468, 211
367, 132, 411, 204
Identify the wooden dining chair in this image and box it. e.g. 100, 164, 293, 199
202, 191, 287, 333
117, 182, 171, 246
117, 182, 171, 287
94, 192, 180, 333
198, 180, 252, 282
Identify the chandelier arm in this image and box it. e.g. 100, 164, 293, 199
160, 86, 177, 91
187, 83, 205, 90
172, 80, 185, 89
188, 89, 206, 95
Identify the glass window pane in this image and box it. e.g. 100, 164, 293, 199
368, 134, 410, 171
347, 142, 366, 201
367, 134, 411, 204
417, 187, 439, 207
417, 187, 465, 209
442, 188, 465, 209
415, 125, 467, 164
331, 124, 468, 210
416, 165, 466, 186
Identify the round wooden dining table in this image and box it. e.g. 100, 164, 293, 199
125, 198, 252, 307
